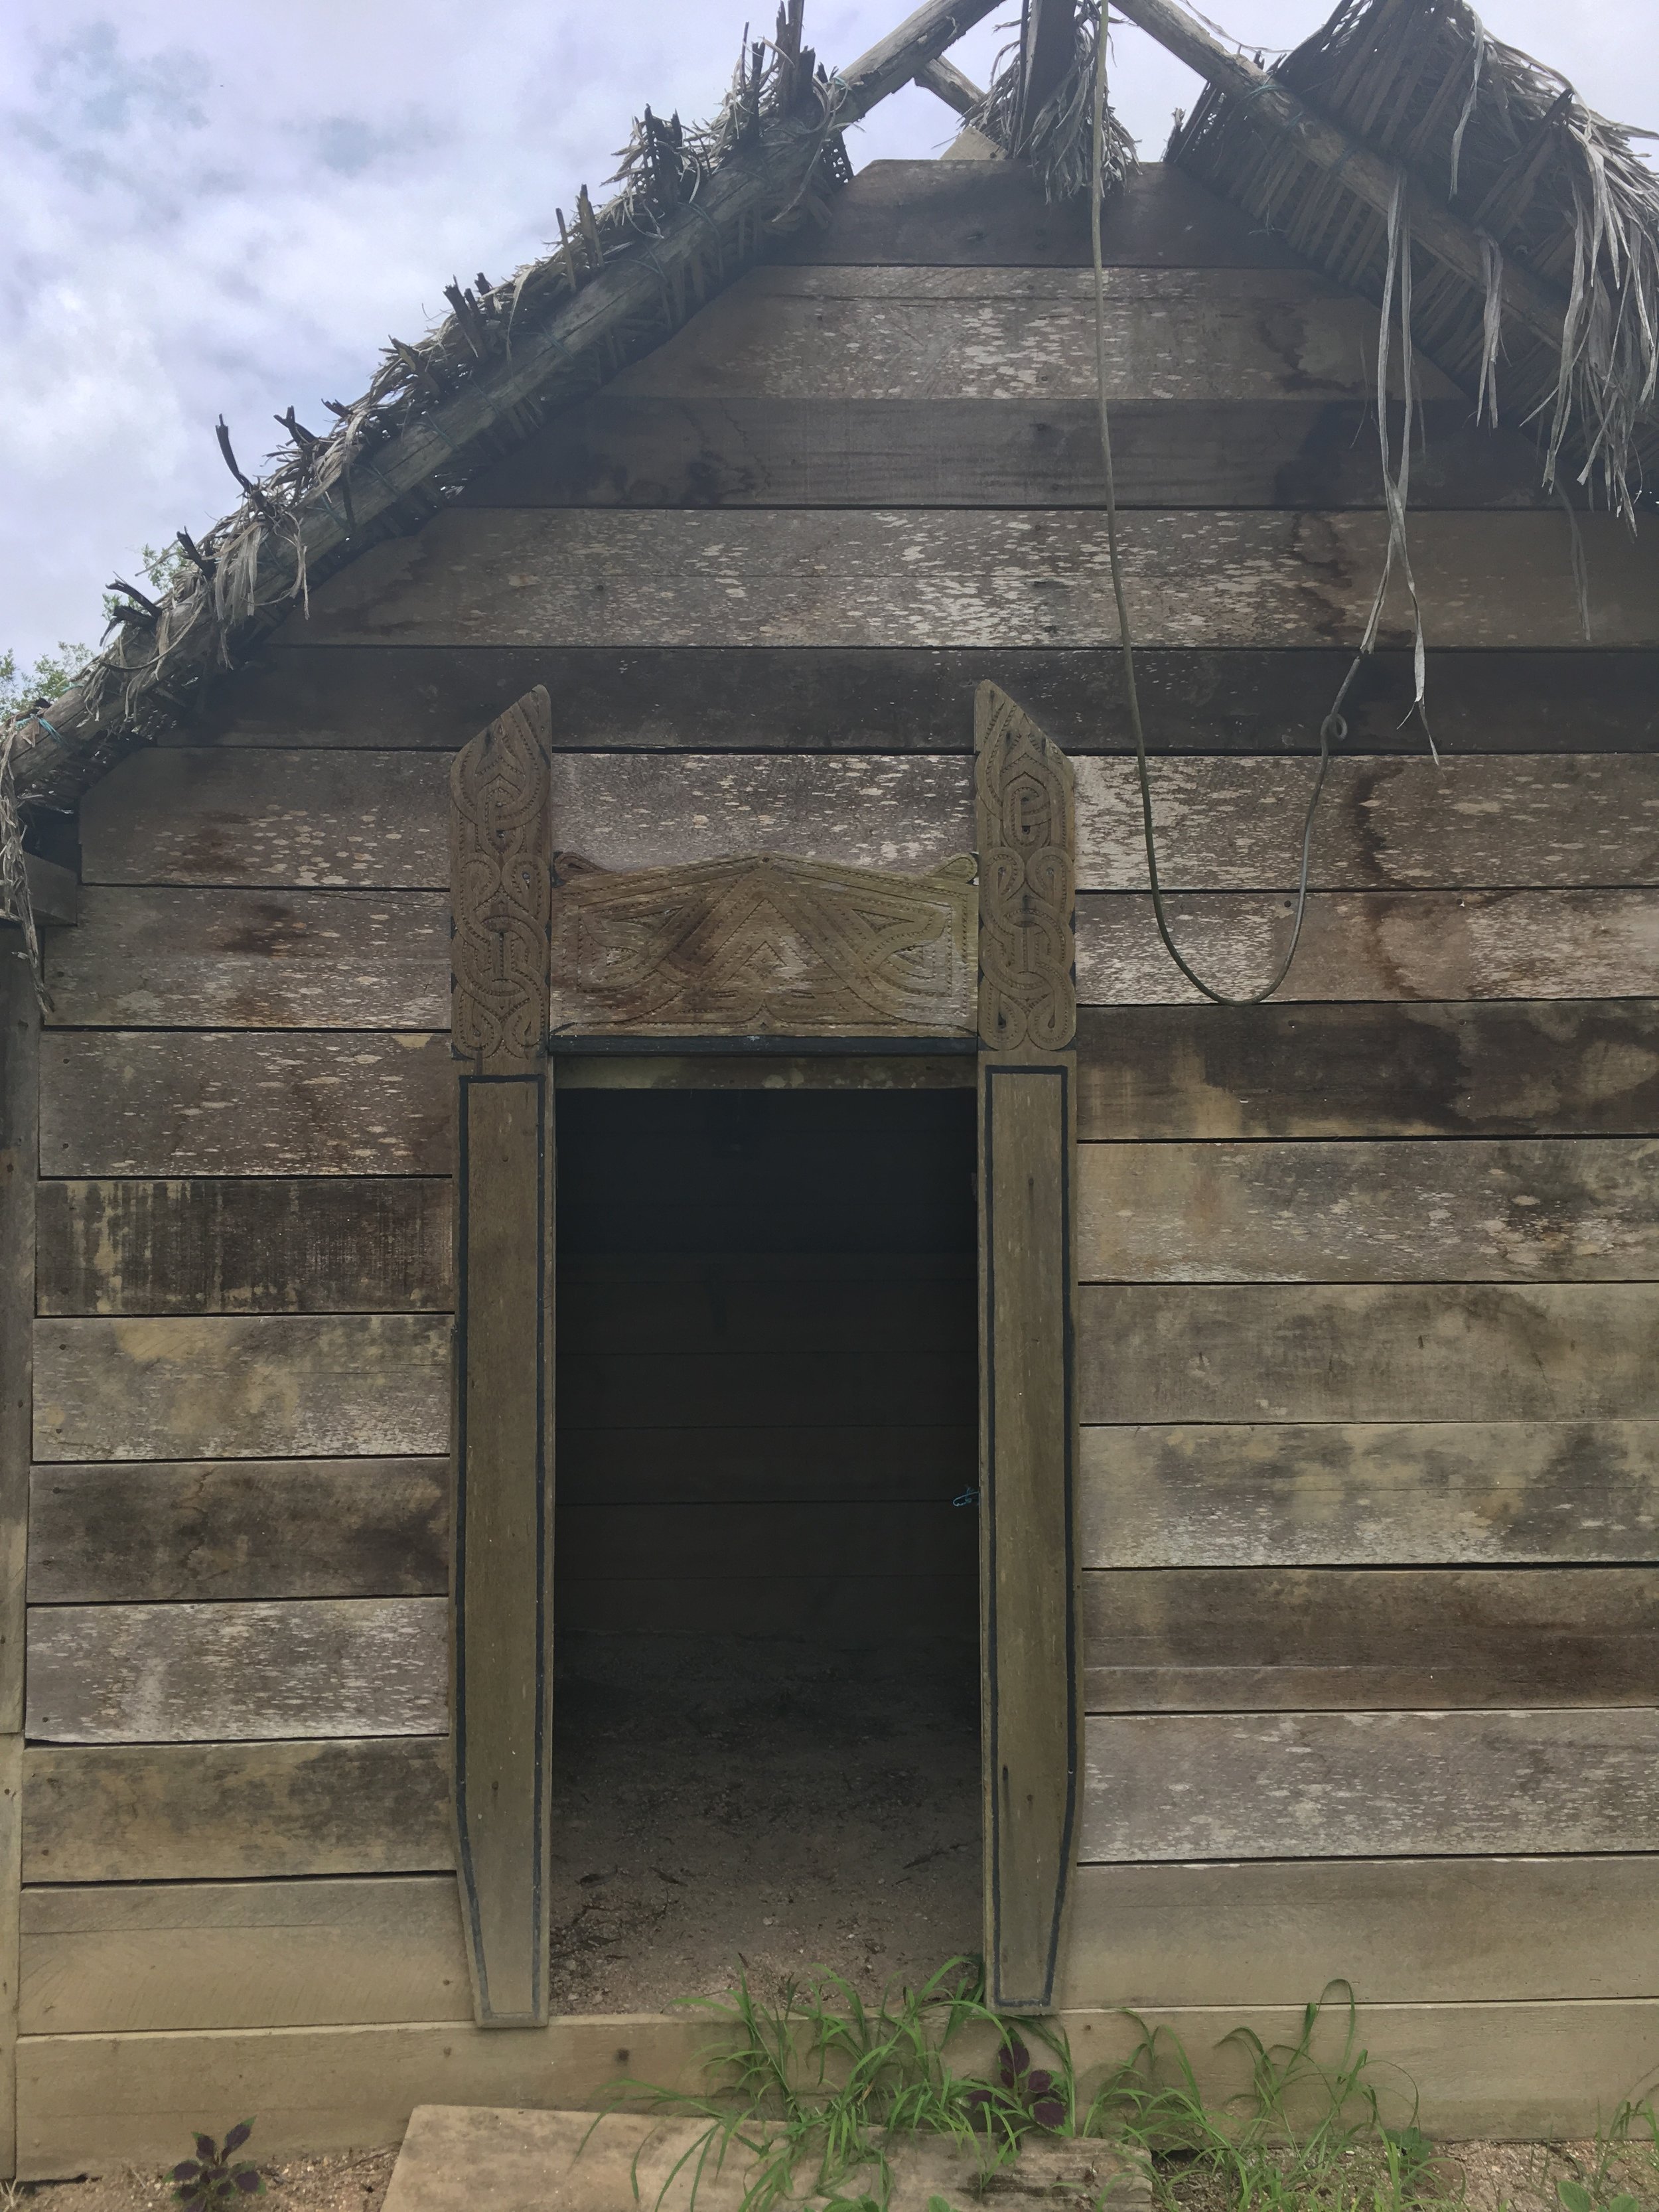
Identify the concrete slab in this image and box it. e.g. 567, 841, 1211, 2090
382, 2106, 1151, 2212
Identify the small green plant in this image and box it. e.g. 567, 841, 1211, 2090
599, 1963, 1465, 2212
962, 2033, 1067, 2134
1559, 2184, 1640, 2212
171, 2120, 264, 2210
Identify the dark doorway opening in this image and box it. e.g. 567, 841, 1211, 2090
550, 1080, 981, 2014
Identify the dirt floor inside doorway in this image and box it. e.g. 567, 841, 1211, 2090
545, 1633, 982, 2016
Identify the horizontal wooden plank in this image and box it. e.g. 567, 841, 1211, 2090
1078, 1420, 1659, 1566
1077, 1138, 1659, 1281
186, 644, 1659, 753
80, 750, 450, 889
454, 396, 1544, 511
558, 1352, 975, 1430
769, 161, 1307, 268
1080, 1567, 1659, 1708
22, 1737, 451, 1883
1075, 1000, 1659, 1139
558, 1503, 977, 1583
36, 1179, 453, 1313
13, 2012, 747, 2176
596, 265, 1429, 402
1058, 1858, 1659, 2007
80, 749, 1659, 894
1076, 889, 1659, 1003
84, 750, 977, 889
39, 1031, 454, 1177
33, 1315, 449, 1461
1073, 753, 1659, 891
28, 1459, 448, 1602
44, 889, 448, 1029
557, 1424, 975, 1503
18, 2002, 1659, 2170
286, 508, 1659, 650
1078, 1284, 1659, 1423
20, 1876, 469, 2033
25, 1597, 446, 1743
557, 1572, 975, 1641
1082, 1709, 1659, 1859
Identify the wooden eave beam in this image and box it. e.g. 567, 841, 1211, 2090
1113, 0, 1573, 356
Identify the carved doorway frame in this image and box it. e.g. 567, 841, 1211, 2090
447, 682, 1078, 2026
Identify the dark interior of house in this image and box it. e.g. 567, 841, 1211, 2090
549, 1081, 982, 2013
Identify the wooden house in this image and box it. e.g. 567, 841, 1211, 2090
3, 0, 1659, 2175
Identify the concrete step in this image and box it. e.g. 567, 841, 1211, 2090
382, 2106, 1151, 2212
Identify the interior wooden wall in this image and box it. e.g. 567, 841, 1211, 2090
17, 151, 1659, 2168
551, 1085, 979, 1643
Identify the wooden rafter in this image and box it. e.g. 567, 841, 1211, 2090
1017, 0, 1079, 144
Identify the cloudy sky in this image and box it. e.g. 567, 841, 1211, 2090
1, 0, 1653, 671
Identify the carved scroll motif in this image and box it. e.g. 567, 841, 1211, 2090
974, 682, 1076, 1053
449, 689, 554, 1071
548, 851, 977, 1037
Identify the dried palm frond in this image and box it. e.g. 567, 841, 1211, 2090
1171, 0, 1659, 522
968, 1, 1137, 202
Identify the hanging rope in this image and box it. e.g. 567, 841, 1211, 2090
1086, 14, 1434, 1005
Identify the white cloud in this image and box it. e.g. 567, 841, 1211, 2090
0, 0, 1652, 666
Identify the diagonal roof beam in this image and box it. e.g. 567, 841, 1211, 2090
1112, 0, 1572, 354
916, 53, 987, 117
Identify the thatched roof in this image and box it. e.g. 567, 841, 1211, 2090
1169, 0, 1659, 520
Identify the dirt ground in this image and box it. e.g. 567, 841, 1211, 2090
545, 1631, 983, 2015
23, 2134, 1659, 2212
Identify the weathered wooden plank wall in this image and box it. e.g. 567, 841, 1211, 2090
23, 153, 1659, 2158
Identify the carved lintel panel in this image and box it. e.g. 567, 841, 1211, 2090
547, 849, 978, 1037
974, 682, 1076, 1054
449, 688, 554, 1072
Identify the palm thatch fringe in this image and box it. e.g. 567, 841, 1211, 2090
1169, 0, 1659, 522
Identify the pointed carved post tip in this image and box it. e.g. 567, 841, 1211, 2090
449, 686, 555, 1074
974, 682, 1077, 1053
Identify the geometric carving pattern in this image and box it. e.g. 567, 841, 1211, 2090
449, 688, 554, 1072
548, 849, 978, 1037
974, 682, 1076, 1053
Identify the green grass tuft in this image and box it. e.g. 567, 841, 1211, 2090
602, 1960, 1659, 2212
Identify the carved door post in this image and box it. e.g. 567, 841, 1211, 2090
449, 687, 556, 2026
974, 681, 1080, 2012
